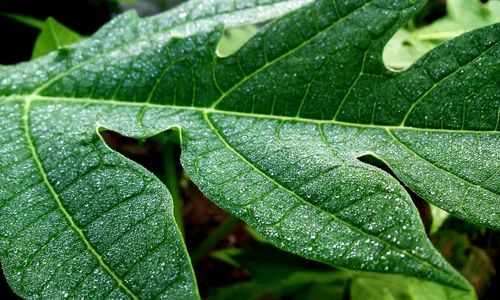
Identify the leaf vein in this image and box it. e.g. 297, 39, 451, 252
386, 129, 499, 196
204, 111, 453, 278
22, 100, 139, 300
401, 39, 500, 125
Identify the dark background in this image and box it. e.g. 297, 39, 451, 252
0, 0, 114, 65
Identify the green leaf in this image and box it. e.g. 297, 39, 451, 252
0, 13, 45, 29
417, 0, 500, 40
210, 245, 348, 300
0, 0, 315, 298
384, 0, 500, 70
1, 0, 498, 297
217, 25, 259, 57
32, 17, 82, 59
0, 14, 81, 59
430, 204, 450, 234
351, 273, 476, 300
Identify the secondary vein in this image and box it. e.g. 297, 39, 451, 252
202, 111, 460, 284
22, 100, 139, 300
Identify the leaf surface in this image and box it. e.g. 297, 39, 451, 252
0, 0, 314, 298
0, 0, 499, 297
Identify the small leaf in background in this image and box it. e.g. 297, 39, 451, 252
210, 245, 348, 300
0, 12, 45, 29
32, 17, 81, 58
418, 0, 500, 39
430, 205, 450, 234
216, 25, 259, 57
383, 0, 500, 70
351, 273, 477, 300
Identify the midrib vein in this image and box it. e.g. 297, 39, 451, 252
22, 100, 139, 300
8, 95, 499, 135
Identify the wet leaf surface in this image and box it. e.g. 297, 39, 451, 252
0, 0, 498, 298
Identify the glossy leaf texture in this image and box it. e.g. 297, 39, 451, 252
0, 0, 314, 298
0, 0, 498, 298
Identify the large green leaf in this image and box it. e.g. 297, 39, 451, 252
0, 0, 498, 298
0, 0, 314, 298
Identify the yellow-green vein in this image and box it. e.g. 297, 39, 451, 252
22, 100, 139, 300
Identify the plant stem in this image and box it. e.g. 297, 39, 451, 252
191, 215, 239, 264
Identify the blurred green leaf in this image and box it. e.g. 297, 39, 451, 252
213, 244, 479, 300
350, 273, 410, 300
416, 0, 500, 40
430, 205, 450, 234
209, 272, 348, 300
383, 29, 436, 70
217, 25, 258, 57
210, 245, 348, 300
32, 17, 81, 58
0, 12, 45, 29
384, 0, 500, 70
351, 272, 477, 300
407, 278, 477, 300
